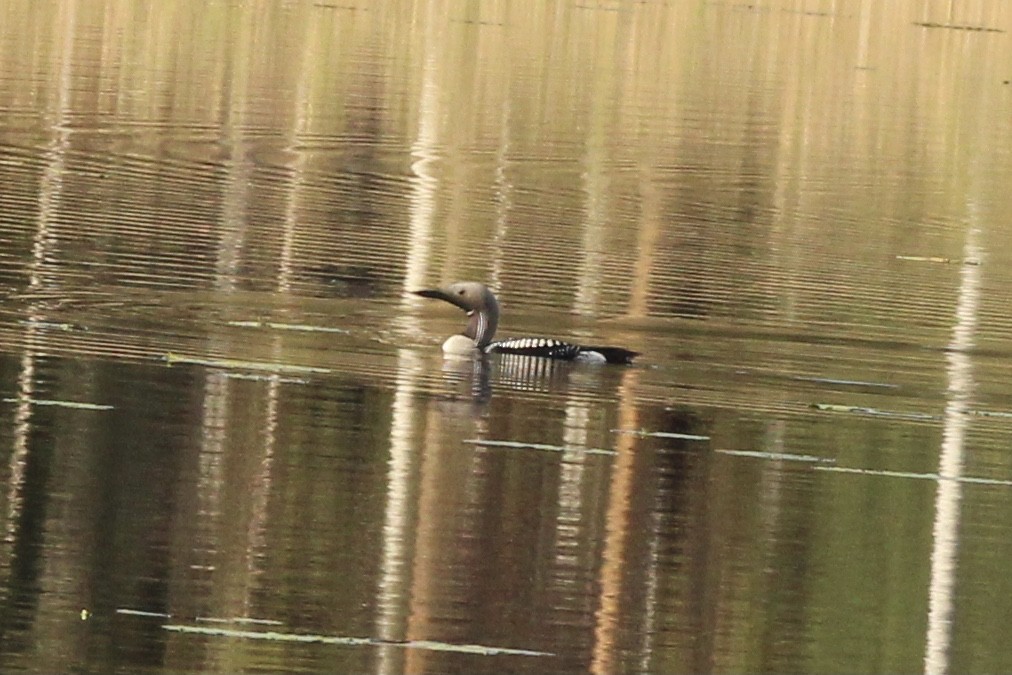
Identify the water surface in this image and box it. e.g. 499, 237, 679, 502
1, 1, 1011, 673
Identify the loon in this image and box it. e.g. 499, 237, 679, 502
414, 281, 638, 364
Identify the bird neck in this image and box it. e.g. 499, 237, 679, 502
463, 291, 499, 354
464, 307, 497, 348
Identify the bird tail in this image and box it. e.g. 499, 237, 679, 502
582, 346, 639, 365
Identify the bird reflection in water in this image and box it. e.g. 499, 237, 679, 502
435, 349, 626, 412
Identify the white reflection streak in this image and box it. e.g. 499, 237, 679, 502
197, 374, 228, 520
5, 142, 62, 544
278, 31, 312, 296
244, 376, 279, 613
376, 44, 440, 674
191, 71, 252, 574
555, 405, 590, 574
856, 0, 872, 69
924, 226, 980, 675
399, 56, 440, 308
5, 357, 35, 548
637, 505, 662, 674
235, 42, 314, 600
574, 133, 607, 316
4, 1, 77, 550
376, 350, 423, 634
374, 351, 425, 675
489, 98, 513, 291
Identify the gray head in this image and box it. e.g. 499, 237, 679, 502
414, 281, 500, 348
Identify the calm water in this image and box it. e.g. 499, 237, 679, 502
1, 1, 1011, 673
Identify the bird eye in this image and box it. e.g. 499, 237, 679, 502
457, 289, 465, 295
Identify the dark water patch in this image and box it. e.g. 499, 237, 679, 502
300, 264, 394, 299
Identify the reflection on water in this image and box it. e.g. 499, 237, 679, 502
2, 0, 1012, 673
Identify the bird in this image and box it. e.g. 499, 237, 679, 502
414, 281, 638, 364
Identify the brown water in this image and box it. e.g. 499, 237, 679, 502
1, 1, 1011, 673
